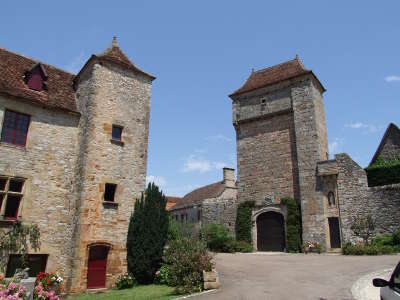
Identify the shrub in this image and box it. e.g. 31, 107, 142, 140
366, 158, 400, 187
0, 281, 27, 300
393, 229, 400, 245
342, 243, 365, 255
235, 201, 255, 243
342, 242, 395, 255
350, 215, 375, 245
372, 233, 394, 247
163, 237, 213, 294
113, 273, 136, 290
233, 241, 253, 253
378, 245, 395, 255
126, 183, 169, 284
281, 197, 302, 253
200, 223, 234, 253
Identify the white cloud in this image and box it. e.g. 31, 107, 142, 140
206, 134, 233, 142
182, 155, 227, 173
146, 175, 167, 188
64, 51, 86, 74
329, 138, 344, 157
385, 75, 400, 82
345, 122, 379, 133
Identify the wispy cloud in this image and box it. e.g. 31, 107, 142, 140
64, 51, 86, 74
329, 138, 344, 157
345, 122, 379, 133
182, 155, 226, 173
206, 134, 233, 142
146, 175, 167, 188
385, 75, 400, 82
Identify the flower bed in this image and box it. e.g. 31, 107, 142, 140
302, 241, 322, 254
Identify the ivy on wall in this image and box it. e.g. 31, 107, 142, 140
235, 201, 255, 243
366, 158, 400, 187
280, 197, 302, 253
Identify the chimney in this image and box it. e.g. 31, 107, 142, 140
223, 167, 235, 188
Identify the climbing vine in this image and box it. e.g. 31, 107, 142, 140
235, 201, 255, 243
0, 221, 41, 273
280, 197, 302, 253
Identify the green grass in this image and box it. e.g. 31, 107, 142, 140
66, 285, 178, 300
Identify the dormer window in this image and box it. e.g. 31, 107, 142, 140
25, 63, 47, 91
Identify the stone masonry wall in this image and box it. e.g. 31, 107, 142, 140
336, 153, 400, 243
0, 95, 79, 280
69, 60, 152, 292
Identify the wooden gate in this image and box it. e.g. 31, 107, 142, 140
87, 245, 108, 289
257, 211, 285, 251
328, 217, 341, 248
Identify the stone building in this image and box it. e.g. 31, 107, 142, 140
0, 38, 154, 292
229, 57, 400, 252
168, 168, 237, 233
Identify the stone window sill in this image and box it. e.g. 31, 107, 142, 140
110, 139, 124, 146
0, 218, 19, 227
103, 201, 119, 209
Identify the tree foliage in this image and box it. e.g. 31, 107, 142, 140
280, 197, 302, 253
235, 201, 255, 243
126, 183, 169, 284
350, 214, 376, 245
0, 221, 41, 273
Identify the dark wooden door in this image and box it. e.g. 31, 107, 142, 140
328, 217, 341, 248
257, 212, 285, 251
87, 246, 108, 289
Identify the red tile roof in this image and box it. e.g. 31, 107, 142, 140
166, 196, 181, 211
230, 56, 325, 97
0, 48, 78, 113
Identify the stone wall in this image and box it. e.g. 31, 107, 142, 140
0, 95, 79, 280
69, 60, 152, 292
335, 153, 400, 243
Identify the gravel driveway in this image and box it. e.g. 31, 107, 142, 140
192, 253, 399, 300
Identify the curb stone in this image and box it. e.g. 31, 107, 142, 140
175, 289, 219, 299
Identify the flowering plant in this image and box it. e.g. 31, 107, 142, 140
113, 273, 136, 290
0, 281, 27, 300
302, 241, 322, 253
33, 283, 58, 300
35, 272, 63, 291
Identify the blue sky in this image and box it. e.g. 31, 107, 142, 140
1, 1, 399, 196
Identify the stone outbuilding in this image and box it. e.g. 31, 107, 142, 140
0, 38, 154, 292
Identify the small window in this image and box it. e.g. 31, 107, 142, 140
104, 183, 117, 202
1, 110, 30, 147
328, 191, 336, 206
0, 176, 25, 220
4, 195, 22, 219
9, 179, 24, 193
112, 125, 123, 141
6, 254, 48, 277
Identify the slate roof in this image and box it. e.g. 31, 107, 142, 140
0, 47, 78, 113
170, 181, 226, 210
370, 123, 400, 165
229, 56, 325, 97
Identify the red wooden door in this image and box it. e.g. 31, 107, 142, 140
87, 246, 108, 289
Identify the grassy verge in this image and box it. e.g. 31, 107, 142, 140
66, 285, 177, 300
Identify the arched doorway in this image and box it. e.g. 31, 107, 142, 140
257, 211, 285, 251
87, 245, 109, 289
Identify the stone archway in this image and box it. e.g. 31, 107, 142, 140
255, 211, 285, 251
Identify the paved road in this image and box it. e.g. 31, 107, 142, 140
193, 252, 399, 300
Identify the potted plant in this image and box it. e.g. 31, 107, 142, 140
302, 241, 322, 254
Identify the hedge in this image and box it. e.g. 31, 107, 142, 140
235, 201, 255, 243
366, 158, 400, 187
280, 197, 302, 253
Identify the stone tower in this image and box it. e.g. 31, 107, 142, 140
69, 38, 155, 291
229, 57, 329, 250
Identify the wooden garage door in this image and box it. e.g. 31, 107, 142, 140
257, 212, 285, 251
87, 246, 108, 289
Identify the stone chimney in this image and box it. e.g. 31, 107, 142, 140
223, 167, 235, 188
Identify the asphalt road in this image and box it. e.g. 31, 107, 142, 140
192, 252, 400, 300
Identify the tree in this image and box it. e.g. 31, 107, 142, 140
350, 214, 376, 245
0, 221, 40, 273
126, 183, 169, 284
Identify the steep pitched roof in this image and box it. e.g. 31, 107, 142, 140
370, 123, 400, 165
171, 181, 226, 210
0, 48, 78, 113
74, 37, 155, 86
229, 56, 325, 97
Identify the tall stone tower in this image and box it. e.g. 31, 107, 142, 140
229, 57, 329, 251
69, 38, 155, 291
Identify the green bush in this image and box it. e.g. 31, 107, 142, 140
372, 234, 394, 247
281, 197, 302, 253
163, 236, 213, 294
235, 201, 255, 243
233, 241, 253, 253
378, 245, 395, 255
114, 273, 136, 290
343, 242, 396, 255
126, 183, 169, 284
393, 229, 400, 245
200, 223, 234, 253
366, 158, 400, 187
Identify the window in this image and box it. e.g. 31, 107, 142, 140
1, 110, 30, 146
0, 177, 25, 220
6, 254, 47, 277
104, 183, 117, 202
112, 125, 123, 141
328, 192, 336, 206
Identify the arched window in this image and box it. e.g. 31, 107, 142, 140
328, 191, 336, 206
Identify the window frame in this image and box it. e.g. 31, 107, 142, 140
104, 183, 117, 203
111, 125, 123, 142
6, 254, 48, 278
0, 176, 25, 221
1, 110, 31, 147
